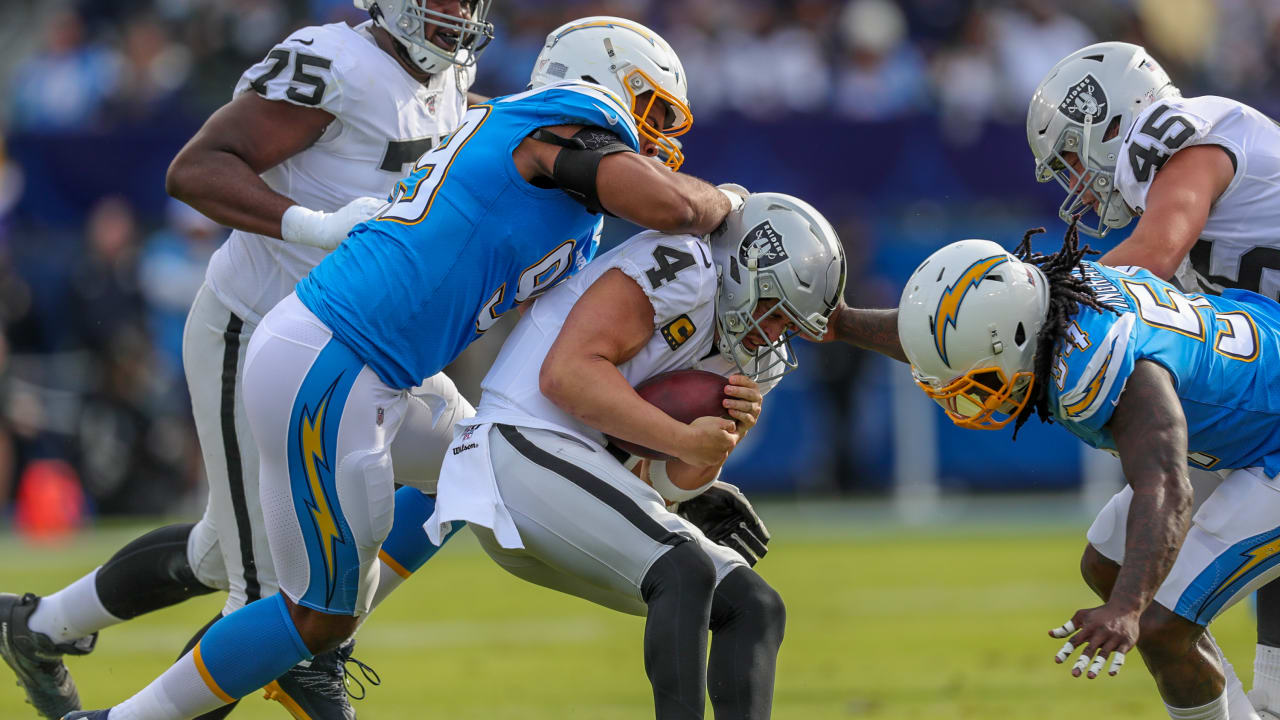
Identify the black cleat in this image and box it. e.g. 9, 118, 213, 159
0, 593, 96, 720
263, 640, 380, 720
61, 712, 109, 720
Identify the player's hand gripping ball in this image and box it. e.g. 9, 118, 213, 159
607, 369, 731, 460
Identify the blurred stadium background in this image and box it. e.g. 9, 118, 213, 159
0, 0, 1273, 717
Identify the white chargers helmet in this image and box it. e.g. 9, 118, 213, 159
710, 192, 846, 382
355, 0, 494, 74
530, 16, 692, 170
1027, 42, 1179, 237
898, 240, 1049, 430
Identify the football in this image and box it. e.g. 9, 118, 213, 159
607, 369, 731, 461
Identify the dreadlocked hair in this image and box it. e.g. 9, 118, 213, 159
1010, 218, 1118, 438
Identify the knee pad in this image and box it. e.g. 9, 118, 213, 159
641, 540, 716, 604
187, 520, 230, 592
336, 448, 396, 614
97, 523, 219, 620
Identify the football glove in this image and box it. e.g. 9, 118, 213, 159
280, 196, 385, 250
675, 480, 770, 566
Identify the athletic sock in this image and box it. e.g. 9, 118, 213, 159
1253, 644, 1280, 713
27, 569, 122, 645
109, 594, 310, 720
370, 487, 461, 610
1214, 638, 1258, 720
1166, 689, 1229, 720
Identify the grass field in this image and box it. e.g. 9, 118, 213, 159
0, 498, 1257, 719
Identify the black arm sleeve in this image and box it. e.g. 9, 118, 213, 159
528, 126, 633, 215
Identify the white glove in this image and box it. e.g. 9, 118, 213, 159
280, 196, 385, 251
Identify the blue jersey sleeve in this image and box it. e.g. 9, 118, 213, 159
1051, 309, 1137, 437
495, 81, 642, 152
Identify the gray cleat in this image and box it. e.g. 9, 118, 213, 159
1, 593, 96, 720
263, 640, 380, 720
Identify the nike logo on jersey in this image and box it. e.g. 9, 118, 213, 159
297, 38, 315, 45
592, 103, 620, 126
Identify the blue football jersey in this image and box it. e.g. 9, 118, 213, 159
1048, 261, 1280, 478
295, 81, 640, 389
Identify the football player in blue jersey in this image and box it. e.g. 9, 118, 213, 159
825, 224, 1280, 720
65, 16, 746, 720
1030, 42, 1280, 717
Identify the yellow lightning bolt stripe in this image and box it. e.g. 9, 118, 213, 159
933, 255, 1009, 365
554, 19, 657, 44
1219, 537, 1280, 591
299, 387, 342, 594
1063, 350, 1112, 417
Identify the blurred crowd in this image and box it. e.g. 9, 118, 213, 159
0, 0, 1277, 516
8, 1, 1280, 134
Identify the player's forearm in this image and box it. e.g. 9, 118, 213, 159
1110, 476, 1192, 614
166, 146, 295, 239
599, 155, 728, 235
540, 355, 690, 457
1098, 236, 1184, 279
829, 307, 908, 363
1108, 360, 1193, 614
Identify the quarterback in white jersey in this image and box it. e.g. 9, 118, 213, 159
427, 192, 846, 717
1029, 41, 1280, 719
0, 3, 491, 719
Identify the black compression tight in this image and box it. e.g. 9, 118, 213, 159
708, 567, 786, 720
641, 541, 717, 720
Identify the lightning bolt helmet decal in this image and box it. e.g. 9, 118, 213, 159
933, 255, 1010, 366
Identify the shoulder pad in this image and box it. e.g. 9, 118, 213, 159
498, 81, 641, 152
234, 24, 357, 112
612, 232, 715, 324
1114, 99, 1212, 211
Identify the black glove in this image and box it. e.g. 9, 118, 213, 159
675, 481, 770, 566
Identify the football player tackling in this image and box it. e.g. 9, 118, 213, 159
66, 15, 743, 720
427, 191, 845, 719
3, 2, 490, 719
828, 224, 1280, 720
1030, 41, 1280, 718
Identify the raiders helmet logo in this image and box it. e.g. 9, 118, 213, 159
739, 221, 789, 269
1058, 74, 1109, 124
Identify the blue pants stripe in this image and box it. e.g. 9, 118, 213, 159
286, 339, 364, 614
1175, 525, 1280, 625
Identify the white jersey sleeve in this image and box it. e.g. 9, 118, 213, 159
1114, 96, 1280, 301
1114, 96, 1239, 214
234, 25, 351, 114
611, 230, 715, 329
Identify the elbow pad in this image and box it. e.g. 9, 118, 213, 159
530, 127, 633, 215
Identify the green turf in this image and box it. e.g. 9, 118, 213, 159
0, 501, 1257, 719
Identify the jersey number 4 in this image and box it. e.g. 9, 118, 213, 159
645, 243, 711, 290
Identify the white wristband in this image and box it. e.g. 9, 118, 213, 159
280, 204, 327, 247
648, 461, 717, 503
717, 187, 745, 213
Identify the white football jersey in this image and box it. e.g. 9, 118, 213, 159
1114, 95, 1280, 300
205, 20, 473, 324
474, 230, 779, 448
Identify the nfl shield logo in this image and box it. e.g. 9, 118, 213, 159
460, 424, 479, 441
